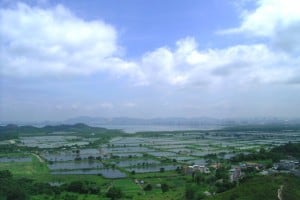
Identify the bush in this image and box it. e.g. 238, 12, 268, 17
161, 183, 169, 193
0, 170, 28, 200
144, 184, 152, 191
106, 186, 123, 200
66, 181, 100, 194
66, 181, 88, 194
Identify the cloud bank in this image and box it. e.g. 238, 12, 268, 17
0, 3, 141, 79
222, 0, 300, 54
1, 1, 300, 87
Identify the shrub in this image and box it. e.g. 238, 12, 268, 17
144, 184, 152, 191
106, 186, 123, 200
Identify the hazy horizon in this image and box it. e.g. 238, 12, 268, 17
1, 115, 298, 125
1, 0, 300, 121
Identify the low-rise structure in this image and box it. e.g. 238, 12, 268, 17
274, 160, 299, 170
183, 165, 210, 174
229, 167, 242, 182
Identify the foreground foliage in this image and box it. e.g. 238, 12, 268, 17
206, 174, 300, 200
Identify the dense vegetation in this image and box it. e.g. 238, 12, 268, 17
223, 123, 300, 132
0, 123, 299, 200
0, 123, 122, 137
230, 142, 300, 164
0, 170, 124, 200
271, 142, 300, 159
0, 124, 124, 146
207, 174, 300, 200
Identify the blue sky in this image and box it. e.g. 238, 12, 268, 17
40, 0, 242, 56
1, 0, 300, 121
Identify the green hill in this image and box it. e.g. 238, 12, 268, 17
207, 174, 300, 200
0, 123, 123, 140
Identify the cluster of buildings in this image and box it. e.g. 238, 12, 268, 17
229, 167, 242, 182
172, 156, 300, 185
273, 159, 299, 171
182, 164, 210, 174
183, 163, 245, 183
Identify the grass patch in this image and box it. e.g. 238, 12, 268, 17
113, 179, 141, 194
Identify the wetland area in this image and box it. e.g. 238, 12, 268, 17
0, 123, 300, 200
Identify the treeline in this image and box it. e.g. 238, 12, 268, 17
185, 142, 300, 200
185, 166, 236, 200
271, 142, 300, 158
230, 142, 300, 163
0, 170, 125, 200
206, 174, 300, 200
0, 123, 123, 140
223, 123, 300, 132
0, 124, 20, 140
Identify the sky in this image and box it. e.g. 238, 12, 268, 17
1, 0, 300, 122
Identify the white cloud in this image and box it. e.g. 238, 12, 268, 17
123, 102, 136, 108
1, 2, 299, 89
0, 3, 142, 79
99, 103, 114, 109
229, 0, 300, 36
138, 37, 299, 86
220, 0, 300, 53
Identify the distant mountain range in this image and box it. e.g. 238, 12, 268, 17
64, 116, 224, 126
64, 116, 300, 127
1, 116, 300, 127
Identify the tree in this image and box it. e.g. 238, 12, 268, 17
144, 184, 152, 191
161, 183, 169, 193
185, 184, 205, 200
185, 185, 196, 200
195, 173, 205, 185
66, 181, 88, 194
0, 170, 12, 179
215, 166, 228, 180
6, 187, 28, 200
0, 170, 28, 200
106, 187, 123, 200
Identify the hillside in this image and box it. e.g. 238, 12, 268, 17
0, 123, 122, 140
207, 174, 300, 200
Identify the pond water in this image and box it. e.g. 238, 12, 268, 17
97, 124, 222, 133
111, 152, 143, 158
147, 151, 177, 157
79, 148, 100, 155
114, 159, 160, 167
48, 161, 103, 170
51, 168, 126, 178
126, 165, 178, 173
222, 153, 236, 160
0, 157, 32, 162
169, 156, 195, 161
187, 159, 207, 165
104, 146, 154, 153
190, 151, 211, 156
19, 136, 88, 148
168, 148, 194, 154
41, 152, 77, 162
41, 148, 104, 161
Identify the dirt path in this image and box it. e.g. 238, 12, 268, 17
32, 153, 45, 163
106, 182, 114, 193
136, 182, 145, 195
278, 185, 284, 200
